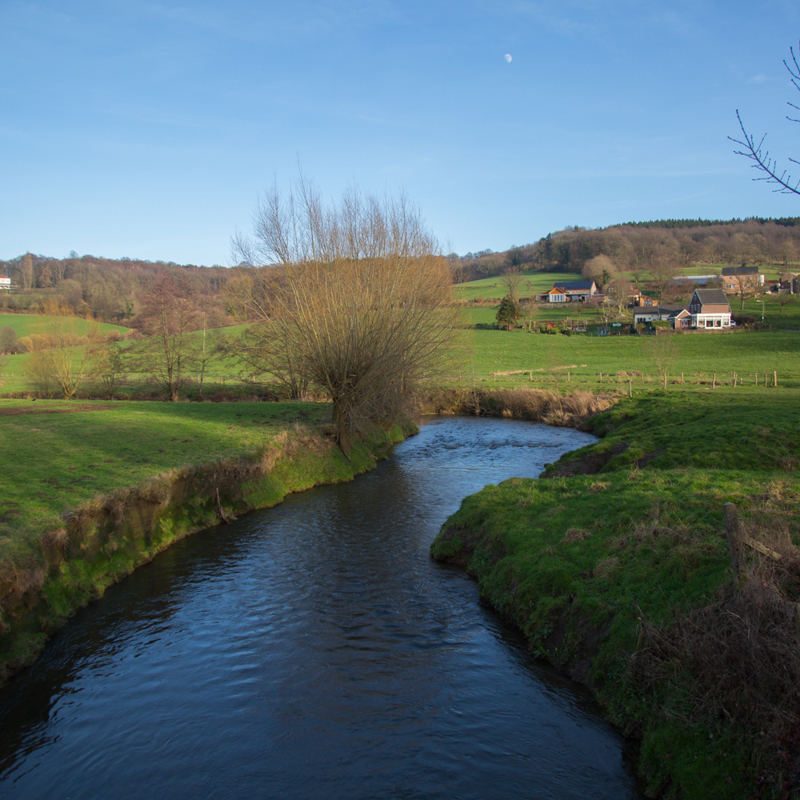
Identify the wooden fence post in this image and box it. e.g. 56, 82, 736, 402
724, 502, 741, 585
774, 371, 777, 388
755, 373, 758, 387
712, 373, 716, 389
629, 380, 632, 398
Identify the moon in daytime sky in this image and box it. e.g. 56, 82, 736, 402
504, 53, 512, 62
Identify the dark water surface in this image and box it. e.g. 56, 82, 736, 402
0, 417, 642, 799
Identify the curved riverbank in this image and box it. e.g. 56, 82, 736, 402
0, 416, 641, 800
431, 388, 800, 800
0, 421, 413, 684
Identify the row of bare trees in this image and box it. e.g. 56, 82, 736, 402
22, 281, 228, 401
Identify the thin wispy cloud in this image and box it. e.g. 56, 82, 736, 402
746, 73, 769, 84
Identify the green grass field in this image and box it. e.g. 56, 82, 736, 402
0, 399, 331, 560
432, 387, 800, 799
0, 323, 251, 396
0, 313, 128, 339
454, 270, 568, 301
457, 328, 800, 389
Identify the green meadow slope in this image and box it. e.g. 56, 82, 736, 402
432, 387, 800, 799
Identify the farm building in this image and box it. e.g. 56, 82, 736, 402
0, 275, 10, 290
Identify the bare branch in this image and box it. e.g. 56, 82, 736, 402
730, 111, 800, 195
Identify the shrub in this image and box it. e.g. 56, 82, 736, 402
495, 295, 521, 330
0, 326, 16, 354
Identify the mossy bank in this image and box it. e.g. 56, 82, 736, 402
0, 399, 413, 684
432, 388, 800, 800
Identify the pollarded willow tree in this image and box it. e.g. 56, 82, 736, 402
231, 178, 462, 454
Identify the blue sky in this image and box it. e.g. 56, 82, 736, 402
2, 1, 800, 265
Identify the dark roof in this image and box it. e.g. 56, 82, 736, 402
693, 289, 730, 306
552, 281, 595, 291
721, 266, 759, 276
634, 305, 689, 317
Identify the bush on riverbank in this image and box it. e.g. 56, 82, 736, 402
432, 388, 800, 799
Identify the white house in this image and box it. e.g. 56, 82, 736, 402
688, 289, 732, 329
539, 281, 597, 303
0, 275, 10, 290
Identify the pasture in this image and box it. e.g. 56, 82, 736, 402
0, 313, 128, 339
0, 398, 330, 556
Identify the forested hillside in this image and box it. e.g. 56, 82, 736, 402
452, 217, 800, 283
0, 253, 229, 323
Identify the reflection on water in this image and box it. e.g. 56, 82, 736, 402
0, 417, 642, 799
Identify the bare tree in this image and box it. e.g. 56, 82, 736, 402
19, 253, 33, 290
644, 334, 680, 390
728, 272, 760, 311
649, 257, 681, 304
222, 265, 310, 399
582, 254, 616, 288
0, 326, 17, 354
777, 293, 797, 314
24, 300, 101, 399
731, 40, 800, 195
499, 268, 524, 302
232, 178, 461, 454
91, 342, 128, 399
196, 314, 227, 399
133, 274, 200, 401
608, 274, 634, 317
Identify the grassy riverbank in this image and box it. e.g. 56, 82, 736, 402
432, 388, 800, 799
0, 398, 412, 683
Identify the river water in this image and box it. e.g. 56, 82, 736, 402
0, 417, 642, 799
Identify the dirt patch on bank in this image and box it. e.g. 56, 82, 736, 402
543, 441, 630, 477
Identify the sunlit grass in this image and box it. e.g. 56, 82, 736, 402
0, 398, 331, 557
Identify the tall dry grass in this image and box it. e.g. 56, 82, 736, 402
630, 518, 800, 791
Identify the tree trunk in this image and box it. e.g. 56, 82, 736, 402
333, 401, 352, 457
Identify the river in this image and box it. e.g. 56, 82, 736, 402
0, 417, 642, 799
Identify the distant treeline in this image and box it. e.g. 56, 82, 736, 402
0, 253, 230, 323
618, 216, 800, 229
5, 214, 800, 315
451, 217, 800, 283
